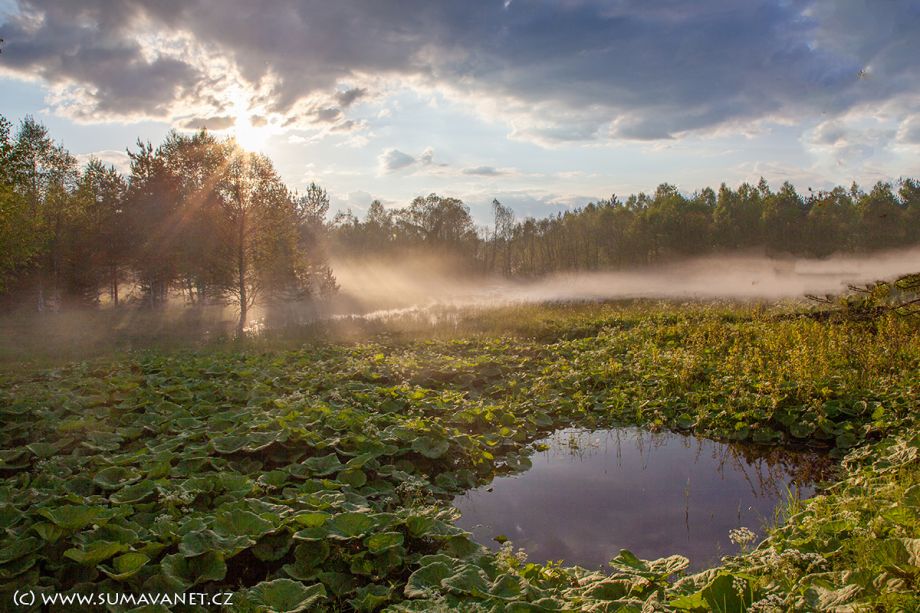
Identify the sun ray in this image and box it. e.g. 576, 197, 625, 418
228, 89, 272, 151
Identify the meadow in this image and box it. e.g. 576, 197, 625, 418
0, 300, 917, 611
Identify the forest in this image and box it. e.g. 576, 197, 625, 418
2, 114, 920, 332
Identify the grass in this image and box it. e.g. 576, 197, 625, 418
0, 300, 917, 611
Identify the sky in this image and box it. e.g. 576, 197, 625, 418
1, 0, 919, 224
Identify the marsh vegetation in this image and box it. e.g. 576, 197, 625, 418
0, 299, 917, 611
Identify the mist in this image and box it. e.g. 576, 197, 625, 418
325, 247, 920, 318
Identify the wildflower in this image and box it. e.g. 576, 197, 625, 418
749, 593, 785, 612
729, 526, 757, 548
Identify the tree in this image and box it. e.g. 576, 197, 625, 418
490, 199, 516, 275
217, 145, 306, 332
858, 181, 905, 250
0, 117, 40, 290
71, 159, 130, 304
125, 139, 181, 306
8, 116, 78, 309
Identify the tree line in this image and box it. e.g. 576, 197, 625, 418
2, 114, 919, 326
331, 179, 920, 275
0, 115, 335, 331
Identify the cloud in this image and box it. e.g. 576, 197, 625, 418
0, 2, 204, 119
335, 87, 367, 108
805, 117, 898, 165
461, 188, 593, 224
313, 107, 342, 123
75, 149, 132, 175
810, 121, 847, 146
462, 166, 505, 176
896, 115, 920, 145
377, 146, 446, 174
378, 149, 417, 173
179, 115, 235, 130
1, 1, 919, 142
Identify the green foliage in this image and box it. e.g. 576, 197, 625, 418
0, 302, 916, 610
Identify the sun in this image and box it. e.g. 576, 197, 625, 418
233, 115, 271, 152
226, 89, 274, 151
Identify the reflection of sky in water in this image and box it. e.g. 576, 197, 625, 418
453, 428, 832, 571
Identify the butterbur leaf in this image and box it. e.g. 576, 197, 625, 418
26, 441, 63, 458
490, 574, 523, 599
584, 578, 633, 601
412, 436, 450, 459
328, 512, 376, 539
110, 480, 158, 504
700, 573, 752, 613
211, 435, 248, 455
303, 453, 345, 476
0, 505, 22, 530
100, 552, 150, 580
404, 562, 452, 598
32, 522, 64, 543
0, 537, 42, 564
350, 584, 392, 612
252, 532, 293, 562
404, 515, 434, 537
365, 531, 404, 554
39, 505, 110, 531
318, 571, 358, 597
284, 541, 330, 579
292, 512, 329, 529
212, 508, 274, 539
93, 466, 142, 490
161, 551, 227, 589
441, 565, 491, 596
0, 554, 37, 580
64, 541, 129, 566
245, 579, 327, 613
337, 469, 367, 488
179, 529, 251, 557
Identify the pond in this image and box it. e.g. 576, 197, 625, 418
453, 427, 834, 571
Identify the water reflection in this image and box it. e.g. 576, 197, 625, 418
453, 428, 834, 571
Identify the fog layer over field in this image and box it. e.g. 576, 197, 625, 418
328, 247, 920, 317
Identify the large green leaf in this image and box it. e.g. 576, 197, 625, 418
99, 552, 150, 580
327, 512, 376, 539
245, 579, 327, 613
365, 531, 404, 554
64, 541, 129, 566
179, 529, 251, 557
38, 505, 111, 531
404, 562, 452, 598
212, 508, 274, 539
700, 573, 751, 613
303, 453, 345, 476
110, 480, 158, 504
93, 466, 142, 490
441, 565, 491, 596
161, 551, 227, 589
411, 436, 450, 459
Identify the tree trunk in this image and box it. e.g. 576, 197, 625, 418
111, 265, 119, 307
237, 210, 247, 335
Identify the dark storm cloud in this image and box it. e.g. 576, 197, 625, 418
1, 0, 918, 139
335, 87, 367, 108
0, 1, 203, 117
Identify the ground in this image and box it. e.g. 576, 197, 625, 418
0, 301, 917, 611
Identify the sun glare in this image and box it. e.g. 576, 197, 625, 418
233, 116, 271, 151
228, 89, 273, 152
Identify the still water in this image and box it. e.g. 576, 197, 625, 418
454, 427, 833, 570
